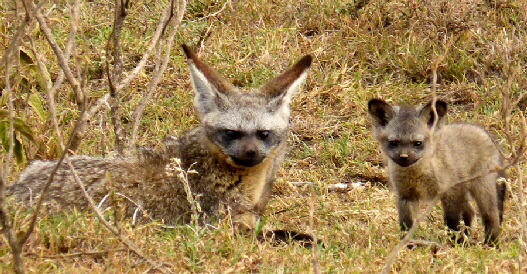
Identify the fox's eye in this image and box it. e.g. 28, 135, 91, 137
257, 130, 270, 140
414, 141, 422, 147
389, 141, 398, 147
225, 130, 241, 140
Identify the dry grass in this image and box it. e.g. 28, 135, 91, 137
1, 0, 527, 273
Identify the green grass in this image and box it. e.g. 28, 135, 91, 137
2, 0, 527, 273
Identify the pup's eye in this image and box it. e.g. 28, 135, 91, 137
257, 130, 270, 140
225, 130, 241, 140
389, 141, 398, 147
413, 141, 422, 147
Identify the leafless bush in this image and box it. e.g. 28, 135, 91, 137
0, 0, 187, 273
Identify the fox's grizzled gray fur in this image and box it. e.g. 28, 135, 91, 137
8, 45, 312, 229
368, 98, 506, 244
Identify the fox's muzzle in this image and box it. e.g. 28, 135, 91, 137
230, 151, 265, 167
392, 154, 419, 167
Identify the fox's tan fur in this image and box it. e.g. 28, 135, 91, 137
368, 99, 506, 244
8, 45, 312, 231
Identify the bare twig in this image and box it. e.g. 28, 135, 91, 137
127, 0, 187, 149
0, 179, 25, 274
31, 2, 85, 110
0, 1, 33, 273
116, 0, 178, 90
69, 94, 110, 150
29, 21, 109, 153
1, 0, 32, 182
497, 30, 527, 266
18, 121, 83, 246
105, 0, 130, 155
500, 28, 527, 237
113, 192, 156, 224
28, 36, 64, 150
19, 0, 111, 245
64, 155, 170, 273
29, 0, 103, 153
5, 53, 16, 191
516, 114, 527, 255
309, 186, 321, 274
382, 194, 441, 274
196, 0, 230, 21
49, 0, 80, 96
25, 248, 128, 259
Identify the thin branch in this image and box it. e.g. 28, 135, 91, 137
2, 1, 187, 273
0, 1, 32, 273
196, 0, 230, 21
28, 36, 65, 150
31, 2, 85, 110
115, 0, 176, 90
106, 0, 128, 154
19, 0, 112, 246
64, 155, 171, 273
18, 120, 82, 245
68, 94, 110, 151
309, 186, 321, 274
127, 0, 188, 149
0, 0, 31, 70
49, 0, 80, 97
5, 52, 16, 196
1, 0, 32, 182
24, 248, 128, 259
518, 114, 527, 253
0, 179, 25, 274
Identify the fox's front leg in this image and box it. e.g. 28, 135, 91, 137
226, 184, 261, 232
232, 161, 276, 230
232, 211, 258, 232
233, 185, 270, 231
397, 196, 419, 231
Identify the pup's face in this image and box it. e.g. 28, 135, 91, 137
368, 99, 447, 168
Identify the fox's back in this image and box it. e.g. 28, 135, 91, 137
8, 155, 163, 210
433, 123, 502, 184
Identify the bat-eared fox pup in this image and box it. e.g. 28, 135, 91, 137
368, 98, 506, 245
9, 44, 314, 245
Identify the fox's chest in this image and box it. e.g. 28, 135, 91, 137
389, 163, 440, 200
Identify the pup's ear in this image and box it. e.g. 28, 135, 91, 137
420, 100, 448, 128
368, 98, 396, 127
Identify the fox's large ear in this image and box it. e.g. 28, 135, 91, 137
260, 55, 312, 107
182, 44, 238, 118
368, 99, 395, 127
420, 100, 447, 128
